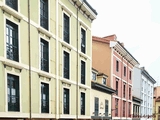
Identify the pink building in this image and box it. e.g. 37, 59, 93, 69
92, 35, 139, 119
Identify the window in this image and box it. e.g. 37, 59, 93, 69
7, 74, 19, 111
92, 72, 96, 81
41, 82, 49, 113
129, 70, 132, 80
40, 0, 48, 30
103, 77, 106, 85
115, 98, 118, 116
81, 28, 86, 53
6, 20, 19, 62
81, 92, 85, 115
123, 101, 125, 117
116, 80, 118, 95
116, 60, 119, 72
158, 106, 160, 114
6, 0, 18, 11
40, 38, 49, 72
124, 66, 126, 76
129, 87, 131, 100
123, 83, 126, 98
128, 102, 131, 117
63, 13, 70, 43
81, 61, 85, 84
95, 97, 99, 116
105, 100, 108, 116
63, 51, 69, 79
63, 88, 69, 114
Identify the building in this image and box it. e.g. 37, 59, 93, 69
136, 67, 156, 120
0, 0, 97, 120
91, 68, 116, 120
92, 35, 139, 120
132, 66, 143, 120
153, 86, 160, 120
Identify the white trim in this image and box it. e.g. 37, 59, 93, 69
39, 80, 51, 114
78, 115, 91, 119
32, 113, 56, 118
4, 16, 21, 64
60, 115, 75, 119
5, 70, 22, 113
80, 26, 87, 54
60, 77, 76, 85
0, 56, 56, 78
62, 86, 71, 115
0, 4, 23, 20
78, 83, 91, 89
113, 51, 122, 62
111, 48, 114, 88
80, 59, 86, 85
0, 112, 29, 118
112, 95, 121, 99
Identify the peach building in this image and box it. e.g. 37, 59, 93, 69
92, 35, 139, 119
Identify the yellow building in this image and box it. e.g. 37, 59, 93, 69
91, 68, 116, 120
0, 0, 97, 120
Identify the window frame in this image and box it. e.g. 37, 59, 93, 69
63, 88, 70, 114
7, 73, 20, 112
92, 71, 97, 81
40, 82, 50, 113
102, 77, 106, 85
80, 92, 85, 115
5, 0, 18, 11
116, 60, 119, 72
158, 106, 160, 114
116, 78, 119, 95
63, 12, 70, 44
124, 66, 126, 76
63, 51, 70, 79
94, 97, 99, 116
105, 99, 108, 116
81, 60, 86, 85
39, 0, 50, 31
39, 37, 50, 72
123, 83, 126, 98
115, 98, 118, 116
123, 101, 125, 117
80, 26, 86, 54
129, 87, 131, 100
129, 70, 132, 80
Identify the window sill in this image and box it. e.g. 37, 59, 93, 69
61, 78, 72, 86
79, 83, 90, 89
0, 4, 23, 20
37, 27, 52, 38
1, 59, 23, 70
61, 41, 73, 51
38, 70, 53, 79
79, 52, 88, 60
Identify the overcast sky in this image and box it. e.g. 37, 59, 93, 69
88, 0, 160, 86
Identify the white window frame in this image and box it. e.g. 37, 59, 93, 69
80, 25, 87, 54
80, 59, 86, 85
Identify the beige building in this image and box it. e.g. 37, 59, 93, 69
91, 68, 116, 120
0, 0, 97, 120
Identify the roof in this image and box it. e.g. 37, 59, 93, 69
83, 0, 98, 15
141, 67, 156, 84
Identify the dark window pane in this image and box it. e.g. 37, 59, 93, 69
6, 20, 19, 62
63, 88, 69, 114
40, 0, 48, 30
81, 61, 85, 84
6, 0, 18, 11
81, 28, 86, 53
40, 39, 49, 72
63, 51, 69, 79
41, 82, 49, 113
81, 93, 85, 115
105, 100, 108, 116
7, 74, 19, 111
63, 13, 70, 43
94, 97, 99, 116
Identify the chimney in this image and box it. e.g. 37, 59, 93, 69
121, 42, 124, 46
103, 34, 117, 41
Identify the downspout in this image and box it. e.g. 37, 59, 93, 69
28, 0, 31, 119
56, 0, 59, 119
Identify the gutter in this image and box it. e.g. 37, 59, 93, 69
28, 0, 31, 119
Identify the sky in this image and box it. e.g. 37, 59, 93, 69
87, 0, 160, 86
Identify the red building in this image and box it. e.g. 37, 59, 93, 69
92, 34, 139, 119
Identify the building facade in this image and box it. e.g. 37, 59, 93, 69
0, 0, 97, 120
92, 35, 139, 120
153, 86, 160, 120
91, 68, 115, 120
138, 67, 156, 120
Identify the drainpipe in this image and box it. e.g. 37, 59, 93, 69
56, 0, 59, 119
76, 3, 79, 120
28, 0, 31, 119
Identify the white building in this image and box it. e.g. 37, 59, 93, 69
140, 67, 156, 120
